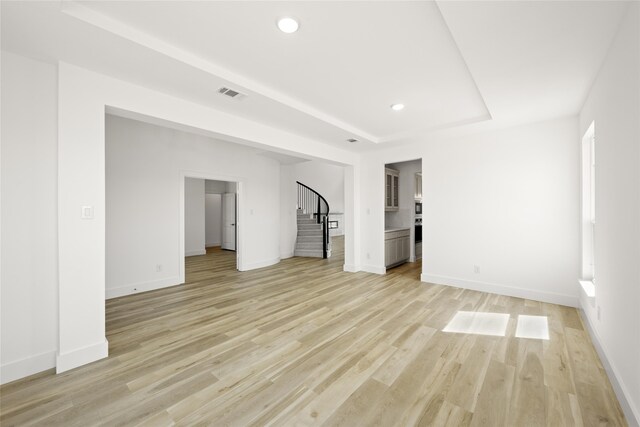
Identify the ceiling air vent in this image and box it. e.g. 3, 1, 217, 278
218, 87, 246, 100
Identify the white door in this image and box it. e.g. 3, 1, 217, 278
222, 193, 236, 251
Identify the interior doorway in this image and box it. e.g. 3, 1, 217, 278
383, 158, 422, 276
181, 176, 240, 280
202, 180, 237, 252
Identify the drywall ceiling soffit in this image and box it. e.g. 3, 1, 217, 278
256, 150, 311, 165
0, 1, 372, 152
1, 1, 630, 150
59, 1, 490, 143
435, 0, 630, 133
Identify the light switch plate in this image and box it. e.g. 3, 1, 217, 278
81, 205, 94, 219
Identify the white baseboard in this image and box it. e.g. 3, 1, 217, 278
421, 273, 579, 308
362, 264, 386, 275
106, 276, 183, 299
0, 350, 57, 385
206, 241, 221, 247
579, 310, 640, 426
343, 264, 360, 273
240, 257, 280, 271
280, 252, 294, 260
185, 249, 207, 257
56, 339, 108, 374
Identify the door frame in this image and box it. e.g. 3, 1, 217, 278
179, 170, 243, 281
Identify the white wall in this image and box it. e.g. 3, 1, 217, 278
205, 180, 226, 194
279, 165, 297, 259
184, 178, 205, 256
578, 3, 640, 423
106, 115, 281, 298
361, 117, 581, 305
205, 194, 222, 247
292, 161, 345, 213
0, 52, 59, 383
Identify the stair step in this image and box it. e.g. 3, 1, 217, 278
297, 217, 318, 223
297, 223, 322, 230
297, 230, 323, 242
294, 249, 324, 258
296, 241, 324, 249
297, 230, 324, 237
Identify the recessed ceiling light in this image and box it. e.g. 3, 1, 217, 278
391, 104, 405, 111
277, 17, 299, 34
346, 138, 358, 143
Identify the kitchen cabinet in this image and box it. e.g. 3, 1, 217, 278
385, 228, 410, 268
415, 172, 422, 200
385, 168, 399, 211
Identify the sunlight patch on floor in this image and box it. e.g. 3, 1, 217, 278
515, 315, 550, 340
442, 311, 510, 337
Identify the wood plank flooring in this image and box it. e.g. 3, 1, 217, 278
0, 236, 627, 426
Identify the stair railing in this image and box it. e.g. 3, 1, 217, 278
296, 181, 330, 259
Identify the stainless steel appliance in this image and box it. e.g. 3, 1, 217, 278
415, 217, 422, 243
415, 202, 422, 214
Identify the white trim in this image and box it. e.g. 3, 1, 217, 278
578, 280, 596, 308
0, 350, 57, 385
206, 241, 222, 247
106, 276, 183, 299
343, 264, 360, 273
185, 249, 207, 257
579, 279, 596, 297
56, 339, 108, 374
579, 310, 640, 426
280, 252, 294, 260
421, 273, 579, 307
362, 264, 386, 275
240, 257, 280, 271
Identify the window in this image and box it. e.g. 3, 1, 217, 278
581, 122, 595, 288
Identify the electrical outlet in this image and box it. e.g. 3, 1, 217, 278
474, 265, 480, 274
367, 252, 371, 259
597, 305, 601, 321
156, 264, 163, 273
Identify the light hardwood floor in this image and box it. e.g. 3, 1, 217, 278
0, 236, 627, 426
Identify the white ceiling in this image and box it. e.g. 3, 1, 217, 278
1, 1, 630, 151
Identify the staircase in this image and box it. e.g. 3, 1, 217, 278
294, 182, 331, 259
294, 210, 331, 258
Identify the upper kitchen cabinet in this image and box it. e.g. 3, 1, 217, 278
415, 172, 422, 200
385, 168, 399, 211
